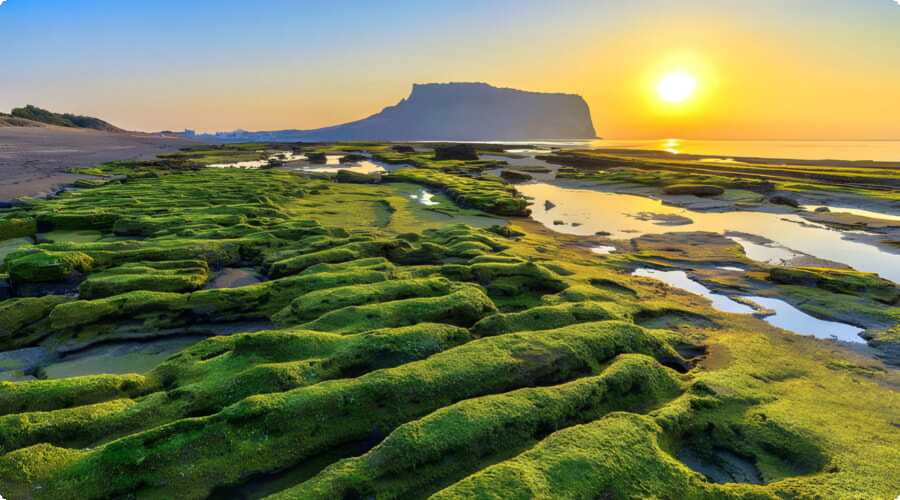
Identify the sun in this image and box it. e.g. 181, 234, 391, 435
658, 72, 697, 103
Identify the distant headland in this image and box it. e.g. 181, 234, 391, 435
182, 82, 598, 142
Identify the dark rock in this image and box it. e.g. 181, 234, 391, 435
335, 169, 379, 184
487, 225, 526, 238
756, 180, 777, 194
0, 277, 13, 300
553, 220, 565, 226
770, 195, 800, 207
662, 184, 725, 196
545, 200, 556, 211
0, 201, 13, 209
305, 152, 327, 164
391, 145, 416, 153
595, 231, 611, 236
434, 144, 479, 161
500, 170, 533, 183
815, 206, 831, 213
339, 154, 368, 164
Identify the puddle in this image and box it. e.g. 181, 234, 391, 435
0, 236, 34, 261
678, 447, 763, 485
41, 336, 207, 379
409, 189, 440, 206
208, 151, 305, 169
717, 266, 746, 272
800, 205, 900, 222
632, 269, 865, 343
726, 236, 805, 265
205, 268, 265, 289
518, 183, 900, 282
743, 296, 864, 343
632, 269, 754, 314
591, 246, 617, 255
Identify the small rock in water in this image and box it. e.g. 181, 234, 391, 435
553, 220, 565, 226
815, 206, 831, 213
433, 144, 478, 161
662, 184, 724, 196
544, 200, 556, 211
769, 195, 800, 207
500, 170, 533, 183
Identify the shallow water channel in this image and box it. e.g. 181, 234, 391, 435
632, 268, 865, 343
518, 183, 900, 283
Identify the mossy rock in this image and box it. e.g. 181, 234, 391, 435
769, 267, 899, 304
78, 260, 210, 299
4, 249, 95, 283
500, 170, 534, 183
299, 284, 498, 333
0, 217, 37, 240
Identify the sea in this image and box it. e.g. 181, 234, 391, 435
481, 139, 900, 163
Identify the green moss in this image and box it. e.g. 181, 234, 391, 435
34, 321, 674, 498
0, 144, 898, 499
269, 240, 409, 278
769, 266, 899, 304
470, 301, 625, 337
384, 168, 530, 216
0, 374, 153, 416
272, 277, 457, 327
0, 444, 86, 498
0, 295, 72, 338
273, 354, 682, 500
299, 284, 498, 334
4, 249, 95, 282
78, 260, 210, 299
0, 217, 37, 240
430, 413, 752, 499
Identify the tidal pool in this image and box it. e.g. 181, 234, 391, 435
591, 245, 617, 255
632, 268, 865, 343
518, 183, 900, 282
743, 296, 864, 343
409, 189, 439, 206
632, 269, 754, 314
207, 151, 305, 169
800, 205, 900, 222
41, 336, 208, 379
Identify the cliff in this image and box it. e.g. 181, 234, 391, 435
190, 82, 598, 142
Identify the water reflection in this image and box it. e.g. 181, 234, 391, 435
631, 269, 865, 342
744, 296, 864, 343
800, 205, 900, 222
409, 190, 439, 206
632, 268, 754, 314
518, 183, 900, 282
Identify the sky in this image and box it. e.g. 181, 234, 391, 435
1, 0, 899, 139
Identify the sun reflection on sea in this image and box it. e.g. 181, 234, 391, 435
663, 139, 679, 154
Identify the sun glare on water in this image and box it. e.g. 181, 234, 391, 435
658, 72, 697, 103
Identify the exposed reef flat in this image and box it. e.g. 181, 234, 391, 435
0, 143, 898, 499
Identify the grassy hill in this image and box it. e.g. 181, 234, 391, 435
1, 105, 124, 132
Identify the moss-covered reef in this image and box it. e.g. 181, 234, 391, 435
0, 145, 898, 499
543, 149, 900, 200
384, 169, 530, 216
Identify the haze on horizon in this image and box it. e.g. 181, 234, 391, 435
2, 0, 898, 140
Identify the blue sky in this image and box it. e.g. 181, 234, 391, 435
2, 0, 898, 138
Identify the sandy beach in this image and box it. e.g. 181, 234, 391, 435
0, 126, 202, 201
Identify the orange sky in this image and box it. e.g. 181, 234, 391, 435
3, 0, 899, 139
